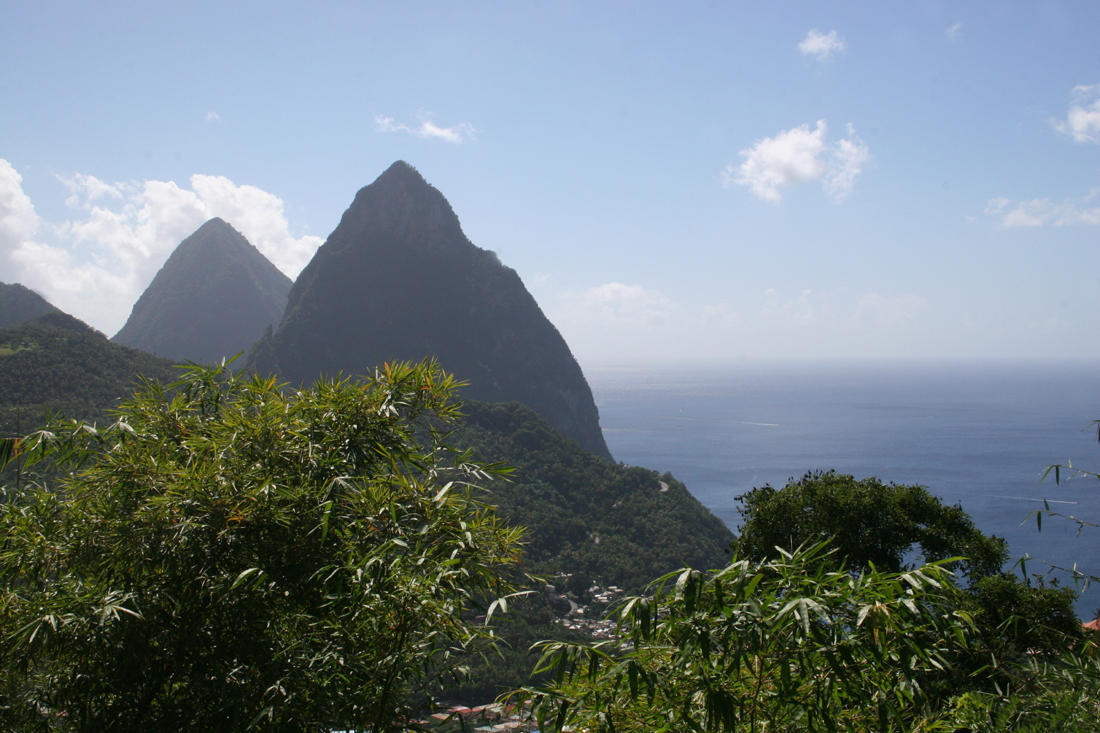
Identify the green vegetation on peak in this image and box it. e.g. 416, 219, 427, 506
0, 313, 176, 437
0, 281, 61, 329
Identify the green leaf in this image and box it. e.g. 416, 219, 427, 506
231, 567, 264, 590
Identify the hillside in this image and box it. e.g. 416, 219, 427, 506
113, 218, 291, 363
0, 312, 176, 437
0, 282, 61, 329
455, 400, 732, 592
247, 161, 611, 459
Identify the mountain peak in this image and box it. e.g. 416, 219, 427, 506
250, 163, 612, 459
0, 282, 62, 329
332, 161, 462, 248
113, 219, 292, 362
378, 159, 421, 180
196, 216, 232, 232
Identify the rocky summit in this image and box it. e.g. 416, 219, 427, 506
248, 161, 611, 458
113, 218, 292, 363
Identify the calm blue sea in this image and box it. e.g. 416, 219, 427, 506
588, 362, 1100, 617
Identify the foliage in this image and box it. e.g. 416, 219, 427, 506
524, 542, 1100, 732
1031, 419, 1100, 595
453, 401, 733, 595
0, 282, 60, 330
734, 470, 1007, 582
0, 360, 524, 731
0, 313, 177, 438
945, 651, 1100, 732
525, 542, 982, 732
436, 401, 733, 704
968, 573, 1082, 657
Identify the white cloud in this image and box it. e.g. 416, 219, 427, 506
560, 282, 673, 327
985, 190, 1100, 228
0, 158, 322, 334
824, 123, 871, 202
374, 114, 477, 144
0, 159, 40, 263
1052, 84, 1100, 143
58, 172, 124, 208
725, 120, 870, 203
798, 29, 845, 61
945, 22, 963, 40
205, 110, 221, 122
188, 174, 322, 275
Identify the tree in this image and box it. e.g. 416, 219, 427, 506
969, 573, 1082, 657
0, 360, 524, 731
524, 545, 1100, 733
526, 543, 981, 732
733, 470, 1007, 582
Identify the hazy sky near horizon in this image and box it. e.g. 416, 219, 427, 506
2, 2, 1099, 367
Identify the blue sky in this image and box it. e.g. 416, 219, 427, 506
2, 1, 1098, 366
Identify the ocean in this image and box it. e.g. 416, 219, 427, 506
588, 362, 1100, 617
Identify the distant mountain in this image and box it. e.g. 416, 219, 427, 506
113, 218, 291, 364
0, 282, 61, 329
247, 161, 611, 458
0, 311, 176, 438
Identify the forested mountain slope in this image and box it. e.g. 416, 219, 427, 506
454, 400, 733, 593
0, 282, 61, 329
0, 312, 176, 436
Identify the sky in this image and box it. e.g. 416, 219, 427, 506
2, 1, 1099, 367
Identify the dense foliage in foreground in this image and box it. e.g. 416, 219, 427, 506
2, 356, 1096, 730
526, 543, 1100, 732
0, 361, 523, 730
523, 472, 1095, 731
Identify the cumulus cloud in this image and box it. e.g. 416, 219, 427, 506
0, 158, 322, 333
724, 120, 870, 203
1052, 84, 1100, 143
0, 159, 40, 262
374, 114, 477, 144
985, 191, 1100, 228
798, 29, 845, 61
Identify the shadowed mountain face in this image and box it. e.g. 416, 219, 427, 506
113, 218, 292, 363
0, 282, 61, 329
248, 161, 611, 459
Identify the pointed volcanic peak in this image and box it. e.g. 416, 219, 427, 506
249, 161, 612, 459
0, 282, 62, 329
113, 218, 292, 363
